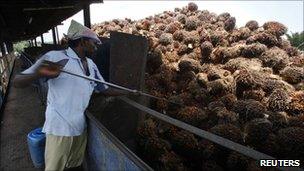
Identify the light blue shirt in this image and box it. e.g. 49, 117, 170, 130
22, 47, 108, 136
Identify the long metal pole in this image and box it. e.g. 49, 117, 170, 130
61, 69, 137, 93
61, 69, 183, 106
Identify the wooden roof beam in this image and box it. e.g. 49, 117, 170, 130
23, 5, 75, 11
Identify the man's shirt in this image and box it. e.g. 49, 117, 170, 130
22, 47, 108, 136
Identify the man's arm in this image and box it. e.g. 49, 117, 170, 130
13, 60, 62, 88
13, 73, 41, 88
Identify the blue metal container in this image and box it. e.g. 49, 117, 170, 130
27, 127, 45, 168
85, 112, 152, 171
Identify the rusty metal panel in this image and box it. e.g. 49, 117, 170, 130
85, 112, 152, 171
87, 32, 148, 171
92, 37, 110, 81
94, 31, 148, 149
109, 31, 147, 90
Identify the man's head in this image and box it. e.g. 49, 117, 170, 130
65, 20, 101, 58
68, 37, 98, 58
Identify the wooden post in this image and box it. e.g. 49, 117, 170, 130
4, 42, 11, 53
6, 42, 10, 53
83, 4, 91, 28
34, 38, 37, 47
1, 42, 6, 56
8, 42, 13, 53
55, 26, 60, 44
52, 27, 57, 44
40, 34, 44, 45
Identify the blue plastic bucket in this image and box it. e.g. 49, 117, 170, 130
27, 127, 45, 168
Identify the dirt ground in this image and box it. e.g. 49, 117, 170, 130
0, 59, 45, 171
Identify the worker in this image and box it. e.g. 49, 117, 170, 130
13, 20, 138, 171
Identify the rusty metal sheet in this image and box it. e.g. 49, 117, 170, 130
109, 31, 147, 90
92, 31, 148, 150
92, 37, 110, 82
